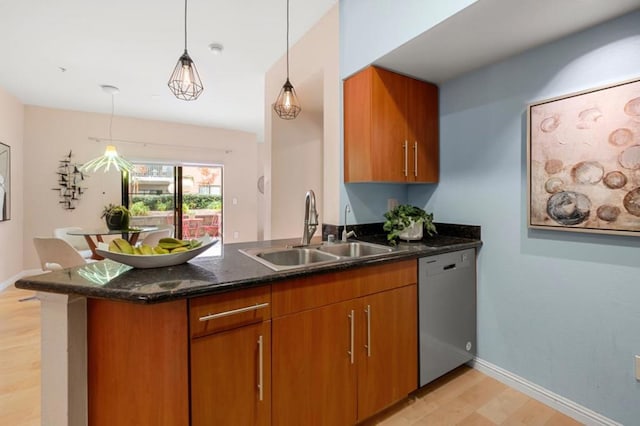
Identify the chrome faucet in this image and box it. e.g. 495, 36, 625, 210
342, 204, 357, 242
301, 190, 319, 246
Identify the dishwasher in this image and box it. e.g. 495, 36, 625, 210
418, 248, 476, 386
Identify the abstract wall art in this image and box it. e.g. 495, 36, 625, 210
528, 78, 640, 236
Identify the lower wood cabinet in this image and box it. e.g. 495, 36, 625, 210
191, 321, 271, 425
271, 260, 417, 425
357, 285, 417, 420
189, 285, 272, 425
273, 299, 357, 425
86, 261, 417, 426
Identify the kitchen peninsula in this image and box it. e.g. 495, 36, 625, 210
16, 229, 481, 426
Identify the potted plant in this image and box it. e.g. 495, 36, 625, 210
102, 204, 131, 230
383, 204, 436, 244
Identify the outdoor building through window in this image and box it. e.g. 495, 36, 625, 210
124, 163, 223, 251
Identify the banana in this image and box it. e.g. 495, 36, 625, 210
139, 244, 153, 255
153, 246, 170, 255
108, 237, 199, 256
108, 240, 122, 253
171, 247, 189, 253
158, 237, 191, 250
109, 238, 134, 254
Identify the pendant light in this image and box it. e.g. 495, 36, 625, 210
273, 0, 301, 120
80, 86, 133, 173
168, 0, 204, 101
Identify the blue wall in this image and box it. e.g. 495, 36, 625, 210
339, 0, 477, 225
340, 0, 477, 78
407, 12, 640, 424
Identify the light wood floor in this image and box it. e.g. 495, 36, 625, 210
0, 285, 581, 426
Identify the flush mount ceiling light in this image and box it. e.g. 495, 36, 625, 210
208, 42, 224, 55
273, 0, 301, 120
79, 85, 133, 173
168, 0, 204, 101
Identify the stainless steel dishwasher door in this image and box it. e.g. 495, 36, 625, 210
419, 248, 476, 386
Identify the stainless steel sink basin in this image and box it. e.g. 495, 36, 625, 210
240, 247, 341, 271
317, 241, 394, 257
240, 241, 397, 272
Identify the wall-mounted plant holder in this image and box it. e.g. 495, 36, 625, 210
52, 150, 87, 210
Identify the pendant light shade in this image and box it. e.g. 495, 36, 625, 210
273, 0, 301, 120
168, 0, 203, 101
80, 85, 133, 173
80, 145, 133, 173
274, 78, 301, 120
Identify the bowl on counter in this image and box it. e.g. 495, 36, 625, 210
95, 236, 218, 269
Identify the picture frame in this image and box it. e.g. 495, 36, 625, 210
527, 78, 640, 236
0, 142, 9, 221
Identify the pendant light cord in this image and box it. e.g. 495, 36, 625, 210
184, 0, 188, 51
286, 0, 290, 79
109, 94, 114, 141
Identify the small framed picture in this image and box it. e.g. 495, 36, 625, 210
0, 142, 9, 221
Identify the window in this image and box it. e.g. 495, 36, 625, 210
124, 163, 223, 246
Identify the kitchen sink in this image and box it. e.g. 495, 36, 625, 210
317, 241, 394, 257
239, 247, 341, 271
240, 241, 398, 271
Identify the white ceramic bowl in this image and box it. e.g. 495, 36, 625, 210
95, 237, 218, 269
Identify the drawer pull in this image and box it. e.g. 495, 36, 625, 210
258, 335, 264, 401
414, 141, 418, 177
403, 141, 408, 177
365, 304, 371, 357
199, 302, 270, 322
348, 310, 355, 364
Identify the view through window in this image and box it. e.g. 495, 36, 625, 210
125, 163, 223, 255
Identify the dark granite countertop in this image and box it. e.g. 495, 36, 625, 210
15, 225, 481, 304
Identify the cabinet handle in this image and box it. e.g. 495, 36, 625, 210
198, 302, 269, 322
257, 335, 264, 401
403, 141, 408, 177
365, 305, 371, 357
414, 141, 418, 177
348, 310, 354, 364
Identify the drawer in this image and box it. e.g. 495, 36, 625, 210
189, 285, 271, 338
272, 259, 417, 317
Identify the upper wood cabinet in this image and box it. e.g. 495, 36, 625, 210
344, 66, 439, 183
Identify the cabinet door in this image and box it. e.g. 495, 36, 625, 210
407, 78, 439, 183
191, 321, 271, 426
344, 66, 408, 183
371, 66, 409, 182
272, 300, 357, 426
357, 285, 417, 421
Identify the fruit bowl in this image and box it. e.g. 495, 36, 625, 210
95, 236, 218, 269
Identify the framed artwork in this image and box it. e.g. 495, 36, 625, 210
0, 142, 9, 221
528, 78, 640, 236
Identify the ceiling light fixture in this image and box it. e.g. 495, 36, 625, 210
273, 0, 301, 120
208, 43, 224, 55
80, 85, 133, 173
168, 0, 204, 101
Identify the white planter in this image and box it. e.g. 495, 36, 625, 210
398, 219, 423, 241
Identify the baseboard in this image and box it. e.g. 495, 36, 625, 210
471, 357, 621, 426
0, 269, 45, 292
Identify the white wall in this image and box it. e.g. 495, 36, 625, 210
0, 87, 24, 285
23, 106, 258, 268
264, 4, 340, 239
271, 110, 323, 239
